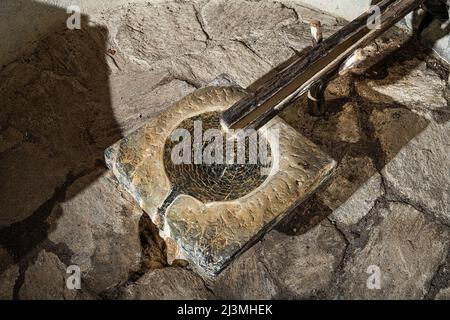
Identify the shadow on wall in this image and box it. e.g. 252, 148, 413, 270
0, 1, 120, 268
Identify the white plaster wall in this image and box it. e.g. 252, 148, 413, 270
297, 0, 373, 20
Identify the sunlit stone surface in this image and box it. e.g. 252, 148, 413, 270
105, 81, 336, 276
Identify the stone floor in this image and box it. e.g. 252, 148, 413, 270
0, 0, 449, 299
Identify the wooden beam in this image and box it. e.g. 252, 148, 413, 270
220, 0, 425, 131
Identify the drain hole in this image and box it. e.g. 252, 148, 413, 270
163, 112, 272, 202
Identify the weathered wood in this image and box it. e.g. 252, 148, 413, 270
308, 19, 327, 116
220, 0, 425, 131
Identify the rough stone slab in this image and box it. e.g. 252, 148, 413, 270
0, 246, 12, 272
356, 58, 448, 121
47, 169, 142, 293
333, 103, 361, 143
307, 102, 361, 144
0, 0, 446, 300
119, 267, 212, 300
382, 121, 450, 224
17, 249, 96, 300
326, 75, 352, 99
260, 223, 345, 299
330, 173, 384, 227
0, 143, 68, 227
0, 264, 19, 300
0, 27, 114, 166
318, 155, 377, 211
19, 250, 76, 300
200, 0, 300, 67
105, 2, 207, 69
109, 71, 197, 136
211, 241, 280, 300
97, 1, 344, 87
0, 26, 125, 228
105, 85, 336, 276
174, 41, 271, 88
213, 221, 346, 299
201, 1, 296, 42
436, 287, 450, 300
0, 126, 23, 153
340, 202, 450, 299
200, 0, 344, 67
370, 107, 429, 160
277, 0, 343, 27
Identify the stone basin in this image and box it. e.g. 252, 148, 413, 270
105, 78, 336, 276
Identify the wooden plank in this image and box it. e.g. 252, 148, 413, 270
220, 0, 425, 131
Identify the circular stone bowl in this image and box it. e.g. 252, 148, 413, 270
105, 85, 336, 276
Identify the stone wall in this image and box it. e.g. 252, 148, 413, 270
2, 0, 450, 68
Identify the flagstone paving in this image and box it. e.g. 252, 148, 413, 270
0, 0, 449, 299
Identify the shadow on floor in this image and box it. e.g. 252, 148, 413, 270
276, 35, 449, 236
0, 1, 122, 274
